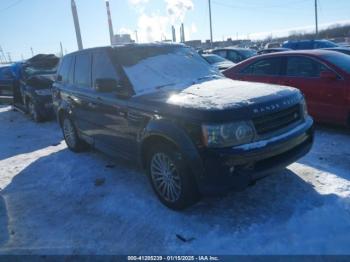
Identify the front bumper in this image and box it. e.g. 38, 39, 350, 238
34, 95, 55, 119
196, 117, 314, 195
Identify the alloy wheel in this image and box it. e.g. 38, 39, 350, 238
150, 152, 182, 203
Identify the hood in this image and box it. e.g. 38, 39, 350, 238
131, 78, 302, 122
166, 78, 299, 109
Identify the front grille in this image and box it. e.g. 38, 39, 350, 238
253, 104, 301, 135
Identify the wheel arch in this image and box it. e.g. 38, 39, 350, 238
139, 120, 205, 181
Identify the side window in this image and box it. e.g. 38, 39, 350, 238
0, 68, 14, 80
213, 50, 227, 59
92, 51, 120, 88
241, 58, 283, 76
74, 53, 92, 88
286, 57, 327, 78
57, 56, 73, 83
227, 51, 240, 63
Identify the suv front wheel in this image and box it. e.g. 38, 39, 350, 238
147, 144, 200, 210
62, 114, 88, 152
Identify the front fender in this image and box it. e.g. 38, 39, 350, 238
140, 119, 205, 181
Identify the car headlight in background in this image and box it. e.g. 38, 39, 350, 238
202, 121, 256, 148
34, 89, 52, 96
300, 97, 308, 119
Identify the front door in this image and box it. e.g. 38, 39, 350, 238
281, 56, 347, 124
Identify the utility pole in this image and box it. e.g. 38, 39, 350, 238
208, 0, 213, 47
71, 0, 83, 50
60, 42, 64, 57
135, 30, 139, 43
30, 47, 34, 57
105, 0, 115, 45
315, 0, 319, 38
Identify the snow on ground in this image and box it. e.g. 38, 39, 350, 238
0, 105, 350, 255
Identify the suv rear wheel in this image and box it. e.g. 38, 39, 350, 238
62, 114, 88, 152
146, 144, 199, 210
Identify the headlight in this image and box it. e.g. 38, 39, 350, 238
202, 121, 255, 148
35, 89, 52, 96
300, 97, 308, 119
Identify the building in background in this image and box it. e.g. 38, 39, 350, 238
112, 34, 135, 45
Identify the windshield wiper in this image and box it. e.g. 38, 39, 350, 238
155, 83, 177, 90
195, 75, 221, 82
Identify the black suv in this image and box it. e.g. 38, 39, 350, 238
53, 44, 314, 210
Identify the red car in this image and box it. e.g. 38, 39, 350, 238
224, 50, 350, 127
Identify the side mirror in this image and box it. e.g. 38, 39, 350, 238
95, 78, 118, 93
56, 75, 62, 82
320, 71, 338, 81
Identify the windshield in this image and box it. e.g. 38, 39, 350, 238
240, 49, 257, 59
118, 46, 221, 95
203, 54, 227, 64
322, 52, 350, 73
24, 66, 57, 77
318, 41, 338, 48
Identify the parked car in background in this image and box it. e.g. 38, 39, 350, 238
13, 54, 59, 122
324, 47, 350, 56
53, 44, 313, 210
282, 40, 339, 50
210, 48, 257, 63
201, 54, 235, 71
224, 50, 350, 127
257, 48, 291, 55
0, 66, 15, 101
265, 42, 281, 49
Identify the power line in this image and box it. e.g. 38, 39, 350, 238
0, 0, 24, 13
212, 0, 309, 10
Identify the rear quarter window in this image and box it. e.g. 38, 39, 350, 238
57, 56, 73, 84
74, 53, 92, 88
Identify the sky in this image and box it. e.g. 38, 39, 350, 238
0, 0, 350, 61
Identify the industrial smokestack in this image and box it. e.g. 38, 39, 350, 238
105, 0, 115, 45
180, 23, 185, 43
172, 26, 176, 42
71, 0, 83, 50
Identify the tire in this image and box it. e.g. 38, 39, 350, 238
62, 114, 88, 152
27, 99, 42, 122
146, 144, 200, 210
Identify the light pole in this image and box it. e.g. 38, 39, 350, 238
71, 0, 83, 50
105, 0, 115, 45
315, 0, 319, 38
208, 0, 213, 47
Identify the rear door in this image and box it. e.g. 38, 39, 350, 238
280, 56, 347, 123
68, 52, 97, 135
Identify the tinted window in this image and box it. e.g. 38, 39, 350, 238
74, 53, 92, 87
286, 57, 327, 77
321, 52, 350, 74
203, 54, 226, 64
213, 50, 227, 58
92, 51, 120, 86
57, 56, 73, 83
0, 67, 14, 80
227, 51, 240, 63
241, 58, 283, 76
238, 49, 257, 59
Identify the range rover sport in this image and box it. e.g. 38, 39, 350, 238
53, 44, 314, 210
